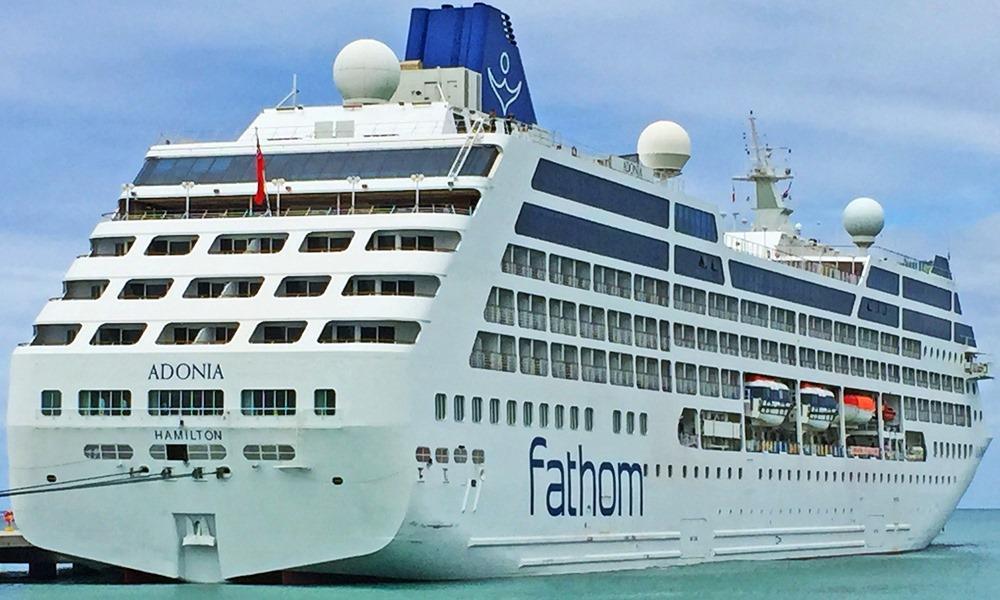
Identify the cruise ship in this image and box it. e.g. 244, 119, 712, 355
5, 3, 992, 583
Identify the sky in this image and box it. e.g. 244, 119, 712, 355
0, 1, 997, 506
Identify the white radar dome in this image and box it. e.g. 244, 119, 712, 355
637, 120, 691, 177
333, 39, 401, 104
842, 196, 885, 249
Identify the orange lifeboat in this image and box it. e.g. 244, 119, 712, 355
843, 394, 875, 426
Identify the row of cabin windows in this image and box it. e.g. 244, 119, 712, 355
501, 245, 669, 306
42, 389, 336, 417
502, 244, 959, 366
931, 440, 976, 459
415, 446, 486, 465
483, 285, 965, 395
902, 396, 974, 427
33, 321, 420, 347
470, 331, 741, 399
639, 461, 957, 488
434, 393, 595, 431
61, 274, 439, 301
93, 445, 299, 462
88, 230, 460, 258
611, 410, 649, 435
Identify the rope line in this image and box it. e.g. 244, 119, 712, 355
0, 468, 222, 499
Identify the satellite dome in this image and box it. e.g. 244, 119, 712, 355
637, 121, 691, 177
842, 196, 885, 249
333, 39, 401, 104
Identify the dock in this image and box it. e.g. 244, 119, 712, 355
0, 530, 66, 579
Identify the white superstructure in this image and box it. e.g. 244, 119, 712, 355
5, 3, 992, 583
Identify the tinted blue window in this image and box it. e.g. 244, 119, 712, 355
902, 277, 951, 311
133, 146, 500, 185
954, 293, 962, 315
902, 308, 951, 340
858, 297, 899, 327
729, 261, 855, 315
954, 323, 976, 346
515, 203, 669, 272
674, 246, 725, 285
866, 266, 899, 295
674, 204, 718, 242
931, 255, 952, 279
531, 159, 669, 228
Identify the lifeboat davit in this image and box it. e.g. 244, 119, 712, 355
746, 377, 792, 427
843, 394, 876, 426
799, 385, 837, 431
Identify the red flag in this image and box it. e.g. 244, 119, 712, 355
253, 133, 267, 207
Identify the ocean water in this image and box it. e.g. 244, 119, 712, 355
2, 509, 997, 599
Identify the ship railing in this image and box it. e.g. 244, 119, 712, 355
483, 306, 515, 326
724, 236, 860, 284
634, 332, 658, 348
872, 246, 952, 280
581, 366, 607, 384
107, 204, 473, 222
550, 317, 576, 336
552, 361, 579, 380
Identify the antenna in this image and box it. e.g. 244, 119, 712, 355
275, 74, 300, 109
733, 112, 795, 234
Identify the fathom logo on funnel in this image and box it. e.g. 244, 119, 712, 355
529, 436, 644, 517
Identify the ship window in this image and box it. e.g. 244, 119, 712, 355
523, 402, 533, 427
551, 343, 579, 380
549, 254, 592, 290
639, 412, 648, 435
538, 403, 549, 428
506, 400, 517, 426
78, 390, 131, 416
147, 390, 224, 416
675, 203, 718, 242
554, 404, 565, 429
454, 395, 466, 422
211, 234, 287, 254
242, 444, 295, 461
674, 284, 707, 314
579, 305, 606, 341
585, 407, 594, 431
609, 352, 634, 387
146, 235, 198, 256
240, 389, 296, 416
41, 390, 62, 416
314, 389, 336, 416
470, 332, 516, 371
435, 448, 449, 463
454, 446, 468, 464
435, 393, 446, 421
369, 230, 460, 252
636, 356, 660, 391
729, 260, 856, 316
612, 410, 622, 434
770, 307, 796, 333
91, 323, 146, 346
608, 310, 633, 345
344, 276, 436, 297
489, 397, 500, 424
472, 396, 483, 423
485, 287, 516, 326
120, 279, 172, 300
518, 338, 549, 376
517, 293, 548, 331
472, 449, 485, 464
661, 360, 672, 392
635, 274, 669, 306
157, 322, 238, 345
902, 277, 952, 311
62, 279, 109, 300
250, 321, 306, 344
570, 406, 580, 430
185, 277, 264, 298
549, 299, 577, 336
867, 266, 899, 295
501, 243, 546, 279
709, 292, 739, 321
276, 276, 330, 297
594, 265, 632, 299
626, 411, 636, 435
301, 231, 353, 253
674, 246, 725, 285
31, 324, 81, 346
89, 236, 134, 257
84, 444, 134, 460
740, 300, 769, 327
635, 316, 659, 350
150, 444, 225, 461
902, 308, 952, 341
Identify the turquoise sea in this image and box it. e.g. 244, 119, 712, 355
1, 509, 997, 599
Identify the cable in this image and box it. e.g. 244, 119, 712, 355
0, 467, 149, 496
0, 468, 221, 499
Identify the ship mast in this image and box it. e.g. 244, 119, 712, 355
733, 112, 794, 233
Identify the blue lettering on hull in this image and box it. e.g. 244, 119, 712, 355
529, 436, 644, 517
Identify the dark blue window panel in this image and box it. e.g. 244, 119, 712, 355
674, 246, 725, 285
728, 261, 856, 315
954, 323, 976, 346
530, 159, 670, 228
515, 203, 669, 272
674, 203, 718, 242
932, 255, 953, 279
902, 276, 952, 311
866, 266, 899, 295
954, 293, 962, 315
902, 308, 951, 340
133, 146, 500, 186
858, 297, 899, 327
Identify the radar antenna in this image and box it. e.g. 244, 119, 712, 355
733, 112, 794, 233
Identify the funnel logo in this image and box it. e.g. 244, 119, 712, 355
487, 51, 522, 116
